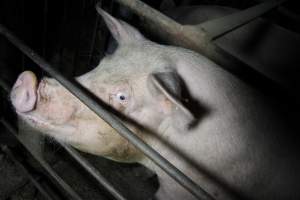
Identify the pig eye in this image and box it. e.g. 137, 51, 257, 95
116, 92, 128, 103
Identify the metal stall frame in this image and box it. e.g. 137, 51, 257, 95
113, 0, 288, 92
0, 0, 286, 199
0, 118, 83, 200
0, 80, 127, 200
0, 23, 213, 200
1, 145, 57, 200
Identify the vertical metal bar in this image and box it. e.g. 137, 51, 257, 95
71, 0, 86, 76
0, 78, 128, 200
1, 145, 58, 200
0, 78, 10, 93
42, 0, 48, 58
0, 118, 84, 200
20, 0, 25, 71
58, 0, 68, 73
87, 0, 100, 67
60, 142, 127, 200
0, 24, 214, 200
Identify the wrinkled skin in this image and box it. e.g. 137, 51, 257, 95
10, 9, 300, 200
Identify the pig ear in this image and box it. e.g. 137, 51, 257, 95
148, 71, 195, 125
96, 7, 146, 45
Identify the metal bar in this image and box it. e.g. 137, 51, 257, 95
112, 0, 290, 92
20, 0, 25, 71
112, 0, 184, 44
59, 142, 127, 200
87, 0, 100, 67
71, 0, 87, 76
0, 23, 214, 200
0, 118, 83, 200
1, 145, 57, 200
110, 0, 248, 86
198, 0, 287, 40
0, 78, 10, 93
0, 78, 127, 200
42, 0, 48, 58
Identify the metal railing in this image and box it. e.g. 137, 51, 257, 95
0, 0, 286, 199
1, 145, 57, 200
0, 79, 127, 200
0, 118, 83, 200
0, 22, 213, 200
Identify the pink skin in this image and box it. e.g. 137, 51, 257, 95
9, 69, 142, 162
10, 71, 38, 113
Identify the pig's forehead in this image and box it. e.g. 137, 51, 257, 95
97, 45, 170, 74
99, 70, 148, 85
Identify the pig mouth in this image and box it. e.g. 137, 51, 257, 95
10, 71, 39, 114
10, 71, 55, 128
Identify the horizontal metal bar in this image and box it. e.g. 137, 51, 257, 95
198, 0, 287, 40
59, 142, 127, 200
0, 78, 127, 200
0, 23, 213, 200
1, 145, 57, 200
0, 118, 83, 200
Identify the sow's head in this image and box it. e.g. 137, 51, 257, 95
10, 8, 195, 162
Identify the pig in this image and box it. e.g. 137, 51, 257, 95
10, 8, 300, 200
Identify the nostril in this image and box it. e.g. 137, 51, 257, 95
25, 91, 30, 102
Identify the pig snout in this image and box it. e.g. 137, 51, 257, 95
10, 71, 38, 113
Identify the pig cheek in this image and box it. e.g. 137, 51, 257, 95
87, 122, 126, 157
36, 98, 76, 125
92, 119, 140, 161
